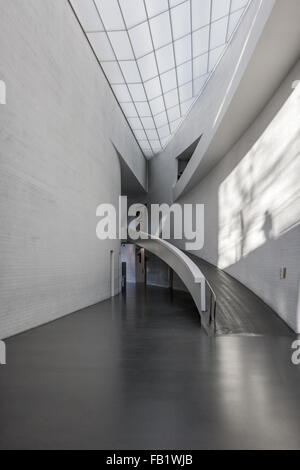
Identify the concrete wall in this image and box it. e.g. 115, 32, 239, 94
177, 61, 300, 333
0, 0, 146, 339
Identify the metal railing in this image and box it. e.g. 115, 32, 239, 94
205, 279, 217, 334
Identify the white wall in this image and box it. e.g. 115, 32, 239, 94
0, 0, 146, 339
179, 61, 300, 333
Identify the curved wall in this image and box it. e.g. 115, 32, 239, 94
152, 61, 300, 333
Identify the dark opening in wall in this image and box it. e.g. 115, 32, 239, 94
177, 136, 202, 181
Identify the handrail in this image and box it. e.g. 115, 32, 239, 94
205, 279, 217, 333
128, 230, 217, 334
135, 231, 205, 283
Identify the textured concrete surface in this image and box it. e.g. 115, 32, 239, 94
0, 284, 299, 450
0, 0, 146, 339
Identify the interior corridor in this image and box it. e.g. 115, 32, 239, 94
0, 284, 299, 450
1, 0, 300, 451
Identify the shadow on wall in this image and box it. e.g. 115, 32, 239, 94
217, 82, 300, 331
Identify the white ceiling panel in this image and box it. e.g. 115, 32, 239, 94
141, 117, 155, 129
211, 0, 231, 21
138, 53, 158, 81
94, 0, 124, 30
128, 117, 143, 130
161, 68, 177, 93
171, 2, 191, 40
180, 98, 194, 115
145, 0, 169, 18
191, 0, 211, 30
129, 22, 153, 58
210, 17, 228, 49
156, 44, 175, 73
150, 12, 172, 49
154, 111, 169, 128
135, 101, 152, 117
146, 129, 159, 140
165, 88, 179, 109
232, 0, 249, 11
121, 102, 138, 117
179, 82, 193, 102
112, 84, 132, 102
119, 61, 140, 82
167, 105, 181, 122
193, 26, 210, 57
119, 0, 147, 29
149, 95, 165, 115
193, 54, 209, 77
158, 125, 170, 139
88, 32, 115, 60
134, 129, 147, 140
108, 31, 134, 60
177, 61, 192, 86
169, 0, 187, 8
209, 44, 226, 71
71, 0, 104, 31
174, 35, 192, 65
128, 83, 147, 101
144, 77, 162, 100
101, 61, 124, 84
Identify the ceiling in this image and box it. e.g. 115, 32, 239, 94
70, 0, 250, 158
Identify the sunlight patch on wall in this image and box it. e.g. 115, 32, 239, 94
218, 83, 300, 270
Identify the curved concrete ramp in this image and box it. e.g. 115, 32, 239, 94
130, 232, 214, 335
188, 254, 294, 336
130, 233, 292, 337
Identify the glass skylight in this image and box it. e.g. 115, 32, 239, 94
71, 0, 251, 158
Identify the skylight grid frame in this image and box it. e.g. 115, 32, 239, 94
85, 4, 244, 48
91, 0, 155, 157
167, 0, 183, 117
190, 0, 194, 97
143, 0, 172, 135
86, 0, 190, 33
116, 0, 164, 153
100, 26, 245, 89
116, 68, 212, 116
70, 0, 253, 157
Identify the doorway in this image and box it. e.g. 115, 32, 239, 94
121, 243, 146, 286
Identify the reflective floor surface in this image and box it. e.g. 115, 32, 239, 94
0, 284, 299, 449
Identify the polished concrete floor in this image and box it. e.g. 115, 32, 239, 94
0, 284, 300, 450
189, 255, 293, 336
